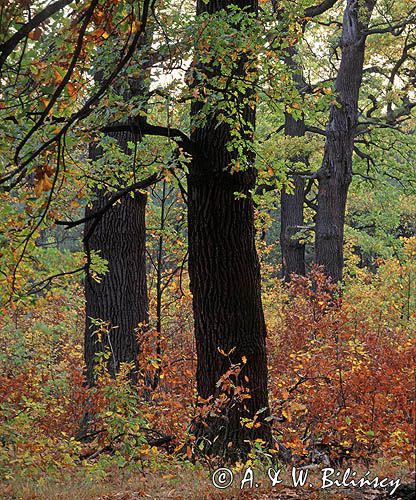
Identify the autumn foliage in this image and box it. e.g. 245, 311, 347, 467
0, 240, 414, 483
268, 265, 415, 464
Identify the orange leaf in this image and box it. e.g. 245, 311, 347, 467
132, 20, 142, 33
34, 174, 53, 196
34, 178, 44, 196
28, 27, 42, 41
67, 82, 77, 97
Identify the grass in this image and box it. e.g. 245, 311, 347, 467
1, 461, 414, 499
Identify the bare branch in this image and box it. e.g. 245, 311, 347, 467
101, 119, 196, 155
364, 10, 416, 36
305, 125, 327, 136
305, 0, 339, 19
56, 172, 161, 230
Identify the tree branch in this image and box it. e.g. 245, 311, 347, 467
305, 0, 339, 19
364, 10, 416, 36
0, 0, 72, 71
14, 0, 99, 164
305, 125, 327, 136
56, 172, 161, 230
0, 0, 152, 190
101, 119, 196, 155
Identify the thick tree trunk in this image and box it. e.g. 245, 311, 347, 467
315, 0, 375, 282
188, 170, 271, 455
187, 0, 271, 458
84, 130, 149, 385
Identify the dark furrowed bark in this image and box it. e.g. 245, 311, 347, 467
84, 130, 149, 385
279, 0, 339, 281
315, 0, 376, 283
280, 46, 307, 280
188, 169, 271, 458
187, 0, 271, 459
280, 174, 306, 280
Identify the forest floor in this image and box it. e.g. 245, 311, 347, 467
2, 463, 414, 500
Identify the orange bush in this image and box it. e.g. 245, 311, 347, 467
268, 264, 415, 465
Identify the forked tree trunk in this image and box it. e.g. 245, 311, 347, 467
187, 0, 271, 458
84, 130, 149, 385
315, 0, 376, 282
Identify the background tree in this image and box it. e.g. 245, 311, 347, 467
280, 44, 308, 281
83, 34, 155, 384
84, 131, 150, 385
314, 0, 377, 282
311, 0, 415, 282
279, 0, 338, 280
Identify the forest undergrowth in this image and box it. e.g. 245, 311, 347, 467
0, 239, 414, 499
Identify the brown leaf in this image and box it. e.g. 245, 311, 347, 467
28, 27, 42, 41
